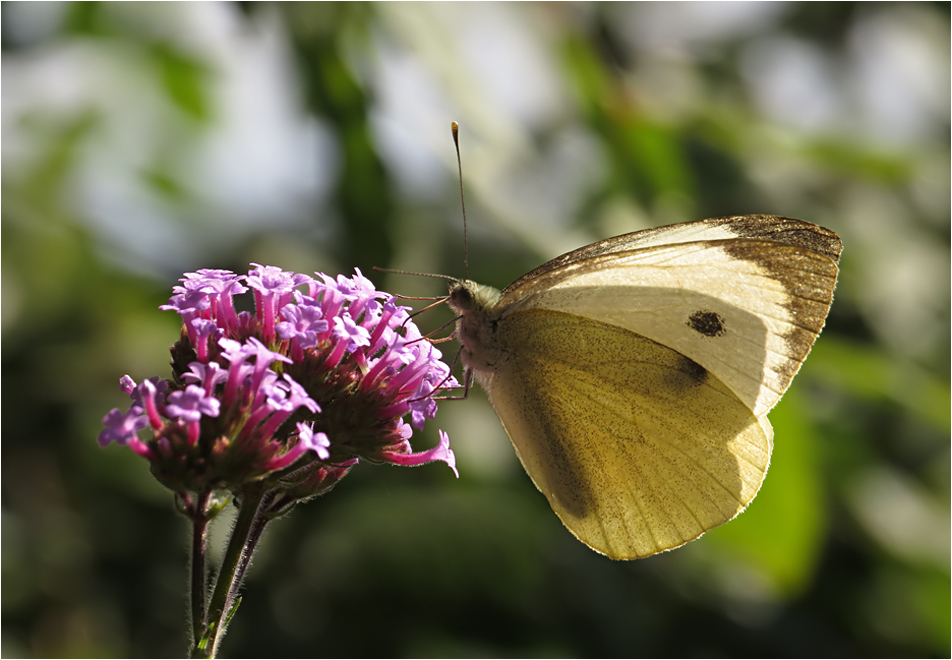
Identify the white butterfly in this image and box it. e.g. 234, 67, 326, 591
448, 215, 842, 559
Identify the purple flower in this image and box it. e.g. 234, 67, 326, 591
100, 265, 458, 498
295, 422, 331, 461
276, 303, 328, 350
325, 314, 372, 368
380, 430, 458, 478
99, 405, 148, 448
166, 385, 221, 422
160, 290, 210, 317
176, 270, 246, 335
182, 361, 228, 395
246, 264, 311, 343
119, 374, 138, 395
190, 319, 220, 362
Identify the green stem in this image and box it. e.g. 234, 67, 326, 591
188, 492, 211, 651
225, 490, 276, 615
196, 482, 268, 659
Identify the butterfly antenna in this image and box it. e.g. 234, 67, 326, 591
371, 267, 458, 306
392, 294, 447, 302
373, 266, 458, 283
452, 121, 469, 281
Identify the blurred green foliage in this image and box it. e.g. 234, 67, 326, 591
2, 2, 948, 657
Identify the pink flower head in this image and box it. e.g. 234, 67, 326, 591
100, 265, 458, 499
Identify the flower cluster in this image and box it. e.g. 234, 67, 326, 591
99, 265, 457, 500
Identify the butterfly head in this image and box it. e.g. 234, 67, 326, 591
446, 280, 505, 374
447, 280, 502, 315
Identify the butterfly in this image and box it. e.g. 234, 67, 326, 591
447, 215, 842, 559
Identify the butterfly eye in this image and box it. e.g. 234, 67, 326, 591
452, 286, 474, 309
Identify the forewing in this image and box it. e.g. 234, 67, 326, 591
499, 223, 840, 417
484, 309, 772, 560
506, 215, 842, 289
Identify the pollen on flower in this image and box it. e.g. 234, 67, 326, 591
99, 265, 459, 501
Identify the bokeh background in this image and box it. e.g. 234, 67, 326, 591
3, 2, 949, 657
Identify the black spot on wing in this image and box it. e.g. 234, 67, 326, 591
687, 310, 726, 337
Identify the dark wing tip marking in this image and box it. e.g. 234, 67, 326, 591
687, 310, 726, 337
704, 215, 843, 263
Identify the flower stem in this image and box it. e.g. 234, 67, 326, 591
227, 490, 276, 610
188, 492, 211, 651
196, 482, 268, 658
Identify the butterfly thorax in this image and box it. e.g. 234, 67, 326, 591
447, 280, 509, 376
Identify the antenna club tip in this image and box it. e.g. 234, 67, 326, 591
451, 121, 459, 135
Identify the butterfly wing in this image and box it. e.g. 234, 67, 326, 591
497, 216, 841, 417
507, 215, 842, 285
481, 308, 772, 559
451, 215, 840, 559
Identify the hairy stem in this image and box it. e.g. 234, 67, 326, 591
195, 483, 268, 658
188, 491, 211, 651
